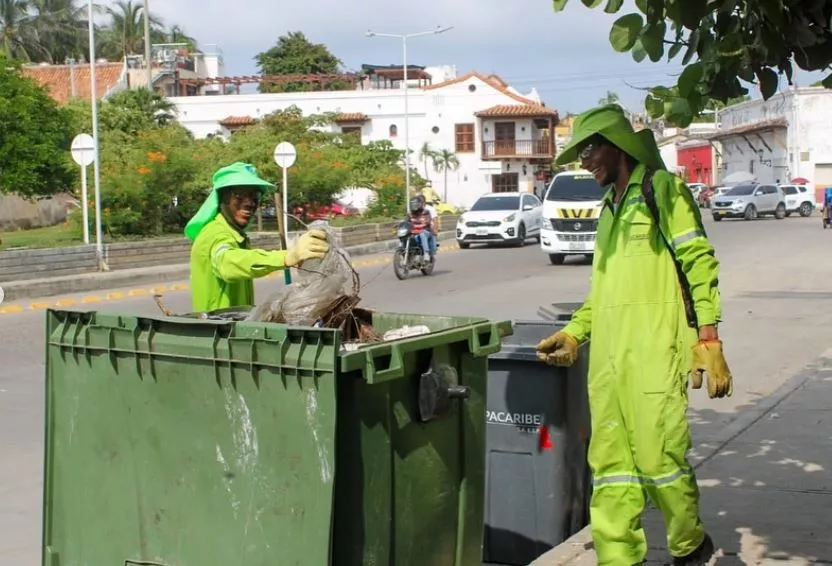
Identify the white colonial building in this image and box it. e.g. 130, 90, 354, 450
711, 86, 832, 196
167, 66, 558, 208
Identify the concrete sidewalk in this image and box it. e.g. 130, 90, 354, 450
1, 233, 458, 303
532, 351, 832, 566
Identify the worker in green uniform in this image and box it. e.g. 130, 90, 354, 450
535, 105, 733, 566
185, 162, 329, 312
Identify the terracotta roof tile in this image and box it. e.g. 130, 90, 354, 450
708, 118, 788, 139
423, 71, 540, 105
21, 62, 124, 105
219, 115, 257, 127
474, 104, 559, 119
335, 112, 369, 122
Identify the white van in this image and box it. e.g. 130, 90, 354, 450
539, 169, 607, 265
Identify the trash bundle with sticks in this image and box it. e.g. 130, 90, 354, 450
246, 222, 380, 343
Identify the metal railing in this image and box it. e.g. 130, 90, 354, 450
481, 139, 553, 158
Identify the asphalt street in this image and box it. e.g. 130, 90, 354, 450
3, 212, 831, 563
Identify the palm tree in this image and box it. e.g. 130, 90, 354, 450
431, 148, 460, 202
0, 0, 40, 61
97, 0, 163, 60
29, 0, 87, 63
419, 142, 435, 180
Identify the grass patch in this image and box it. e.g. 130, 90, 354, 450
0, 223, 82, 250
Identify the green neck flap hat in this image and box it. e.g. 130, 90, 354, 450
556, 103, 666, 171
184, 162, 275, 241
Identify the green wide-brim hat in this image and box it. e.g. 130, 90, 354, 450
184, 162, 275, 241
555, 103, 666, 171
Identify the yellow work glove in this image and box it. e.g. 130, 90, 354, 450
690, 339, 733, 398
285, 229, 330, 267
535, 331, 579, 367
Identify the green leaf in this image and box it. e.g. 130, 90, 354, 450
756, 67, 779, 99
650, 85, 673, 98
666, 0, 683, 24
678, 62, 704, 97
667, 97, 694, 127
641, 22, 666, 62
668, 42, 684, 60
581, 0, 604, 6
632, 38, 648, 62
552, 0, 569, 11
681, 0, 709, 31
635, 0, 648, 13
682, 30, 701, 65
604, 0, 624, 13
644, 94, 665, 118
610, 13, 645, 51
822, 73, 832, 88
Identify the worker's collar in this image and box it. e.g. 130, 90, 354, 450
215, 212, 247, 244
602, 163, 647, 213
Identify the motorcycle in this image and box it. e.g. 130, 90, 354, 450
393, 219, 437, 280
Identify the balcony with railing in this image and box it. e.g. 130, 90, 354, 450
481, 138, 554, 159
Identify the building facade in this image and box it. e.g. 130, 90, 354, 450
711, 87, 832, 196
167, 70, 558, 208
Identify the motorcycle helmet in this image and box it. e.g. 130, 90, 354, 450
409, 195, 425, 213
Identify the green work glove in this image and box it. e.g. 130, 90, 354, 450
690, 339, 733, 398
285, 229, 330, 267
535, 331, 579, 367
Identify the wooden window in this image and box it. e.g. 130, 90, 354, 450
341, 126, 361, 139
455, 123, 475, 153
491, 172, 519, 193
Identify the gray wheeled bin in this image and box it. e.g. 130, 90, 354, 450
483, 318, 592, 566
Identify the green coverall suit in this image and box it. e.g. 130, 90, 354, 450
555, 107, 722, 564
185, 162, 289, 312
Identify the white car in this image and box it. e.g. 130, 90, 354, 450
779, 184, 817, 217
456, 192, 543, 248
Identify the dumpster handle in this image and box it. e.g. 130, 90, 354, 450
468, 322, 503, 357
125, 560, 172, 566
366, 345, 404, 383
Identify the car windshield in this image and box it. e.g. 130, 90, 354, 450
725, 185, 756, 196
781, 186, 798, 195
546, 173, 607, 202
470, 196, 520, 211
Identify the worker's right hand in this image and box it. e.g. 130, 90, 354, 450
689, 339, 733, 399
285, 229, 330, 267
535, 331, 579, 367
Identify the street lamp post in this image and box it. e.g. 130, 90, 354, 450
366, 26, 453, 215
87, 0, 107, 270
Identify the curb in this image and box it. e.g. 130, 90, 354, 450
0, 234, 460, 315
529, 351, 830, 565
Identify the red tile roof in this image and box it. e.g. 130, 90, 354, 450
423, 71, 540, 106
21, 62, 125, 105
474, 104, 559, 119
335, 112, 369, 122
219, 116, 257, 127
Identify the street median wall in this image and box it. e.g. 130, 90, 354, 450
0, 215, 460, 284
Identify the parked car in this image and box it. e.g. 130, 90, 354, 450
456, 192, 542, 248
779, 184, 817, 217
698, 186, 728, 208
711, 183, 787, 221
687, 182, 707, 200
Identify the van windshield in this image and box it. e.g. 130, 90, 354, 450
545, 173, 607, 202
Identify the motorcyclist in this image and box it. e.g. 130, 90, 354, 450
409, 194, 437, 263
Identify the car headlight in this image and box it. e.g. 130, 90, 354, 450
457, 215, 465, 225
396, 227, 409, 237
503, 213, 516, 223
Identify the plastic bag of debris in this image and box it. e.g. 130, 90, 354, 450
246, 222, 357, 326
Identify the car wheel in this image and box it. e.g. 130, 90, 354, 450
549, 253, 565, 265
712, 214, 723, 222
743, 204, 757, 221
785, 212, 792, 217
458, 241, 470, 249
515, 223, 526, 247
774, 203, 786, 220
799, 202, 813, 217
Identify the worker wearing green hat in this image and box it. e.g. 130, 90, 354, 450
535, 105, 733, 566
185, 162, 329, 312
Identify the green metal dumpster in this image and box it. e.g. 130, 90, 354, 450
42, 308, 512, 566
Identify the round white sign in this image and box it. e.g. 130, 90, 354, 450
70, 133, 95, 167
273, 141, 297, 169
0, 285, 5, 305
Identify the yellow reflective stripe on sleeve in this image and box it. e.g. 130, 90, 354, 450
211, 243, 232, 277
671, 228, 706, 249
593, 466, 694, 488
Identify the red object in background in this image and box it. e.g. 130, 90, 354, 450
538, 425, 553, 451
791, 177, 810, 185
677, 143, 713, 186
293, 201, 359, 222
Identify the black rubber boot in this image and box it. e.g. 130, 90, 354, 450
669, 534, 715, 566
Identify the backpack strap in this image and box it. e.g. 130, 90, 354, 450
641, 170, 699, 329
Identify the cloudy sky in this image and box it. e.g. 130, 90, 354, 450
138, 0, 822, 114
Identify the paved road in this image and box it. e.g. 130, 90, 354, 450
3, 213, 831, 563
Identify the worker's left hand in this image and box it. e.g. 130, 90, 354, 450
689, 339, 733, 398
285, 229, 330, 267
